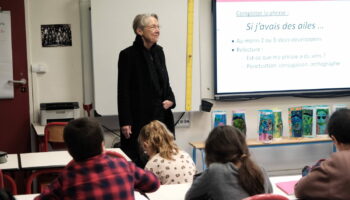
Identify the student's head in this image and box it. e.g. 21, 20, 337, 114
64, 118, 104, 162
205, 125, 265, 196
138, 120, 178, 160
328, 108, 350, 147
205, 125, 248, 165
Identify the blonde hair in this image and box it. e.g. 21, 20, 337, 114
138, 120, 179, 160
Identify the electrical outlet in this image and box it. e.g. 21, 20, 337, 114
176, 112, 191, 128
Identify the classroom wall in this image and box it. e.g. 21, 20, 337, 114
26, 0, 84, 122
25, 0, 348, 173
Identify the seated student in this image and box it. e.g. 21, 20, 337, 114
138, 120, 196, 185
35, 117, 160, 200
185, 125, 272, 200
294, 108, 350, 200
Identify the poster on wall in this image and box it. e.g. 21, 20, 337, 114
41, 24, 72, 47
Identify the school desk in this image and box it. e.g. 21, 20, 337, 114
0, 154, 19, 170
19, 148, 130, 170
13, 176, 299, 199
14, 193, 39, 200
190, 137, 333, 170
269, 174, 301, 200
32, 123, 44, 137
146, 183, 191, 200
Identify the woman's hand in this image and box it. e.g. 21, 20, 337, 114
121, 125, 132, 139
162, 100, 173, 110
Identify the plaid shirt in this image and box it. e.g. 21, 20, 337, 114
35, 151, 160, 200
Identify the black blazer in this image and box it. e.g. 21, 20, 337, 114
117, 35, 176, 134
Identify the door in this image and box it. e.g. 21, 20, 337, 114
0, 0, 30, 153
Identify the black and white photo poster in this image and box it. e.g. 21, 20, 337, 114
41, 24, 72, 47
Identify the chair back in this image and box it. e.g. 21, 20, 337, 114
0, 170, 17, 195
26, 168, 63, 194
0, 170, 4, 188
242, 194, 289, 200
43, 122, 68, 152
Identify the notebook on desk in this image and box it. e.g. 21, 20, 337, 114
276, 180, 298, 195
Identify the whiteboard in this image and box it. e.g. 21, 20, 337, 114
0, 11, 14, 99
90, 0, 201, 115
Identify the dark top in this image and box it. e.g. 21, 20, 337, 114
118, 35, 176, 133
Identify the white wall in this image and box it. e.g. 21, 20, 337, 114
26, 0, 84, 122
25, 0, 348, 173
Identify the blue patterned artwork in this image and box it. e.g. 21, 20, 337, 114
212, 111, 227, 128
258, 110, 273, 142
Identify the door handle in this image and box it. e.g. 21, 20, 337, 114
8, 78, 27, 85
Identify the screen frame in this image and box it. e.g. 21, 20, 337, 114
212, 0, 350, 101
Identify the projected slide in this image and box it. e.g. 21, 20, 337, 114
215, 0, 350, 95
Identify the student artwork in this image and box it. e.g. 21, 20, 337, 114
258, 110, 273, 142
272, 110, 283, 139
315, 105, 330, 136
232, 111, 247, 135
212, 111, 227, 128
288, 107, 303, 137
302, 106, 314, 137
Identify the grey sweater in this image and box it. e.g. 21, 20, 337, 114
185, 162, 273, 200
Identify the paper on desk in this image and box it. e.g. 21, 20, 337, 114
276, 180, 298, 195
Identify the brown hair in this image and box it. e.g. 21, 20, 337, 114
64, 118, 104, 162
205, 125, 265, 196
138, 120, 179, 160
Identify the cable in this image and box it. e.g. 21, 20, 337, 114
174, 112, 186, 127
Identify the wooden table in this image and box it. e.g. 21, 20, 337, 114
190, 137, 333, 170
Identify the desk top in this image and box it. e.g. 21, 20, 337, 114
147, 183, 191, 200
190, 137, 332, 149
20, 148, 130, 170
0, 154, 19, 170
14, 192, 148, 200
14, 194, 39, 200
13, 176, 299, 199
32, 123, 44, 137
270, 175, 301, 200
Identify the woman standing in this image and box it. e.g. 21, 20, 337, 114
117, 14, 176, 167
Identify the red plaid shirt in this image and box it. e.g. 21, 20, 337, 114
34, 151, 160, 200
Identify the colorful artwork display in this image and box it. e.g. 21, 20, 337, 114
288, 107, 303, 137
232, 111, 247, 135
272, 110, 283, 139
316, 106, 330, 136
302, 106, 314, 137
212, 111, 227, 128
258, 110, 274, 142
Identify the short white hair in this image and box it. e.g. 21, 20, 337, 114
132, 13, 158, 34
